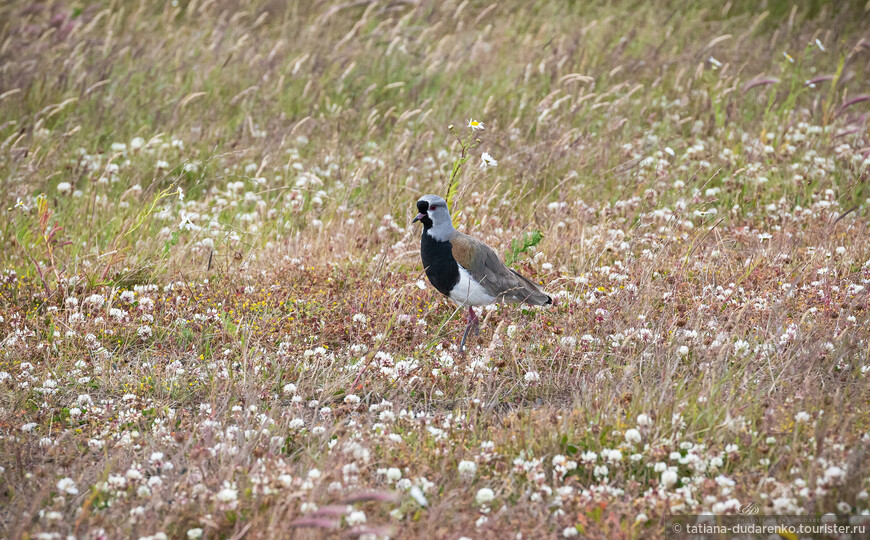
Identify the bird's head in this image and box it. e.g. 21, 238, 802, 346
412, 194, 452, 229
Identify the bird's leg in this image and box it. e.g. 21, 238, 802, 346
468, 306, 481, 336
459, 307, 481, 354
459, 323, 472, 354
350, 358, 368, 390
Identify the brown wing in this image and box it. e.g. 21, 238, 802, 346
450, 233, 551, 305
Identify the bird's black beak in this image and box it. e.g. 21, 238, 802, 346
412, 212, 426, 223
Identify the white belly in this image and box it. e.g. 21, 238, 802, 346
449, 265, 496, 307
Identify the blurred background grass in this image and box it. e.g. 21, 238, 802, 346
1, 0, 868, 283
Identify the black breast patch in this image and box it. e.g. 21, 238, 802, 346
420, 232, 460, 297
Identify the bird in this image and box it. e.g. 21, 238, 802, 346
412, 194, 552, 352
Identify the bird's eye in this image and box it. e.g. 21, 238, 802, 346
429, 205, 438, 210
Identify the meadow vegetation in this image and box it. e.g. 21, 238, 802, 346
1, 0, 870, 538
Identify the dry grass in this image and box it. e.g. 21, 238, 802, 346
2, 0, 870, 538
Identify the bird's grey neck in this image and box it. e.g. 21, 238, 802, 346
424, 223, 455, 242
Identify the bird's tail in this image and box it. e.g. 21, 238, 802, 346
508, 269, 552, 306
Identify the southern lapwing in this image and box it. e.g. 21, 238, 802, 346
412, 194, 552, 352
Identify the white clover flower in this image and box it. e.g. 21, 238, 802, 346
187, 529, 203, 539
715, 475, 735, 487
57, 477, 79, 495
678, 345, 689, 356
661, 470, 678, 487
602, 448, 622, 463
581, 451, 597, 464
215, 483, 238, 503
57, 182, 72, 195
524, 371, 541, 384
475, 487, 495, 505
458, 460, 477, 477
795, 411, 811, 423
625, 428, 642, 444
823, 465, 845, 485
563, 527, 579, 537
346, 510, 366, 526
386, 467, 402, 483
126, 468, 143, 482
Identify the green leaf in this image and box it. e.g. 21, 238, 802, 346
505, 230, 543, 265
163, 231, 179, 254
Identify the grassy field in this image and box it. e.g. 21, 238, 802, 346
2, 0, 870, 538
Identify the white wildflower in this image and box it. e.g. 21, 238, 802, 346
475, 487, 495, 505
480, 152, 498, 169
